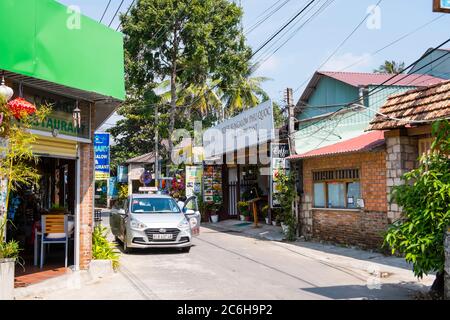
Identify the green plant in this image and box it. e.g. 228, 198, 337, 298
0, 97, 50, 258
273, 171, 297, 241
117, 184, 128, 206
238, 201, 250, 216
92, 225, 120, 271
384, 120, 450, 296
261, 204, 269, 218
0, 236, 20, 260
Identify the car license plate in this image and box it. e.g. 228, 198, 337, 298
153, 234, 173, 240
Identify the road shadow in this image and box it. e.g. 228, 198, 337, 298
201, 224, 414, 272
301, 282, 422, 300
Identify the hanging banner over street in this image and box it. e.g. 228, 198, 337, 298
94, 133, 110, 180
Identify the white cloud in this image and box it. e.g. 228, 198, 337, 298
322, 52, 374, 72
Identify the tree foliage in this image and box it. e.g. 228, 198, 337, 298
121, 0, 253, 154
273, 170, 297, 241
374, 60, 405, 74
384, 120, 450, 279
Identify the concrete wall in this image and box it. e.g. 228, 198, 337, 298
384, 134, 419, 223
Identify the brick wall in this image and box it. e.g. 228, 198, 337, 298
78, 102, 94, 269
299, 150, 388, 248
385, 134, 418, 223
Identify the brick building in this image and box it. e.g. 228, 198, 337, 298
0, 0, 124, 271
288, 131, 388, 248
368, 80, 450, 223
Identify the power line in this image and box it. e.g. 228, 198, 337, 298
99, 0, 112, 23
336, 14, 447, 72
245, 0, 291, 35
251, 0, 317, 58
116, 0, 136, 31
108, 0, 126, 27
253, 0, 335, 71
293, 0, 383, 94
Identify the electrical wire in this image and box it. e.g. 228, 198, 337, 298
108, 0, 126, 27
116, 0, 136, 31
251, 0, 317, 58
99, 0, 112, 23
245, 0, 292, 35
293, 0, 383, 94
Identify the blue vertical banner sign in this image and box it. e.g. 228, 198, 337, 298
94, 133, 110, 180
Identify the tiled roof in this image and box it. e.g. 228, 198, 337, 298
319, 71, 444, 87
126, 152, 158, 164
368, 80, 450, 130
287, 131, 385, 160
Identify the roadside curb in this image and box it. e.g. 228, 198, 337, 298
204, 222, 285, 242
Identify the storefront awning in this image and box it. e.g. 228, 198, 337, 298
0, 0, 125, 102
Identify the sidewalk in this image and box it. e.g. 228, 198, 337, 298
204, 220, 434, 293
205, 219, 285, 241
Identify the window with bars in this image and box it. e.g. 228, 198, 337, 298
312, 169, 361, 209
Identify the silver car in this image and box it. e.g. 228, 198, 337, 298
110, 194, 200, 253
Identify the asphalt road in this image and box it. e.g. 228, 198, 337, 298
27, 226, 427, 300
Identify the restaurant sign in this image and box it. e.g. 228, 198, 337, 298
94, 133, 110, 180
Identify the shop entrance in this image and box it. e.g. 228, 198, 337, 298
7, 156, 77, 286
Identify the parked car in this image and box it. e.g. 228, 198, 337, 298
110, 194, 200, 253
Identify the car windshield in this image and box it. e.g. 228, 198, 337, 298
131, 198, 181, 213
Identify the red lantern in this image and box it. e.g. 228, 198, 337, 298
7, 97, 37, 119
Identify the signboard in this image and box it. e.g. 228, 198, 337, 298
270, 143, 290, 208
433, 0, 450, 12
203, 165, 222, 203
203, 100, 275, 158
94, 133, 110, 180
117, 165, 129, 183
108, 177, 118, 198
185, 166, 203, 198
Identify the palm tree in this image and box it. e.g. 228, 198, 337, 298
220, 75, 270, 118
157, 79, 222, 117
374, 60, 405, 74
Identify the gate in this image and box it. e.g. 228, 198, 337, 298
228, 181, 238, 216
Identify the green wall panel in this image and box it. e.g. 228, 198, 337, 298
0, 0, 125, 100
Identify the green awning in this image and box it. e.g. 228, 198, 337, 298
0, 0, 125, 101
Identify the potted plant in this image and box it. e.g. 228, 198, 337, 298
206, 202, 219, 223
0, 229, 20, 299
261, 204, 269, 224
238, 201, 249, 221
90, 225, 119, 278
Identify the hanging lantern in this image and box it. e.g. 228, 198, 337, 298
72, 101, 81, 127
7, 97, 37, 119
0, 76, 13, 102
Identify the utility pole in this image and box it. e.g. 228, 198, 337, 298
284, 87, 295, 154
154, 104, 159, 189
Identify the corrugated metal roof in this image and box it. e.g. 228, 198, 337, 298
319, 71, 444, 87
297, 71, 445, 105
287, 131, 385, 160
368, 80, 450, 130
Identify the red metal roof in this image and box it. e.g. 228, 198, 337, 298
319, 71, 444, 87
288, 131, 385, 160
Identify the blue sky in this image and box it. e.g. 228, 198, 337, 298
58, 0, 449, 110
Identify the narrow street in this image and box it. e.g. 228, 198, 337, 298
23, 225, 432, 300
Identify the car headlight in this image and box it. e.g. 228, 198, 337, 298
178, 219, 190, 229
130, 219, 146, 230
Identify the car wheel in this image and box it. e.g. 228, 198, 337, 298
181, 246, 191, 253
